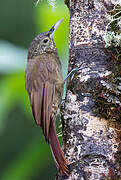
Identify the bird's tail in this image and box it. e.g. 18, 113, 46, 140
49, 120, 68, 176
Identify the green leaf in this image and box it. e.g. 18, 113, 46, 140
1, 138, 52, 180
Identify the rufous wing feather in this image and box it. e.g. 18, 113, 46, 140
30, 80, 68, 175
30, 84, 44, 127
41, 81, 54, 142
41, 81, 68, 175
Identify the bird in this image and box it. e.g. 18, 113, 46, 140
25, 18, 68, 176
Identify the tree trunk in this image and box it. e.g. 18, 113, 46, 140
56, 0, 121, 179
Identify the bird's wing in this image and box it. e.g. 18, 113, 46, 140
25, 56, 68, 175
25, 57, 55, 142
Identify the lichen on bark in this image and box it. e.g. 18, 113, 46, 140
56, 0, 121, 179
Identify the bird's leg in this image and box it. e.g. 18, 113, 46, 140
61, 67, 83, 110
64, 66, 83, 83
64, 61, 92, 83
61, 98, 66, 111
62, 63, 85, 106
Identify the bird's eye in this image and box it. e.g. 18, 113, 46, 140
43, 38, 49, 44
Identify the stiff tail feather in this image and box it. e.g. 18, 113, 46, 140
49, 120, 68, 176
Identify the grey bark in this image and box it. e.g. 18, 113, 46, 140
56, 0, 121, 179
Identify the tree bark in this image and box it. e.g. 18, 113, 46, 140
56, 0, 121, 179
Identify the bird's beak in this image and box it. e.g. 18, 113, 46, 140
49, 18, 64, 39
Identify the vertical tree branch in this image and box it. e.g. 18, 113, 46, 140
57, 0, 121, 179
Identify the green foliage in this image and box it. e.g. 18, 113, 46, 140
0, 73, 27, 131
0, 0, 36, 48
1, 138, 53, 180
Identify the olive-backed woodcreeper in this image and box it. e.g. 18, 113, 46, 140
25, 19, 68, 175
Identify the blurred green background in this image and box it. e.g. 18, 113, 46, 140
0, 0, 69, 179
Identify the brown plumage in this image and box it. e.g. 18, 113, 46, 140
25, 19, 68, 175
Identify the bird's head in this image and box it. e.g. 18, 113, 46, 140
28, 18, 64, 59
